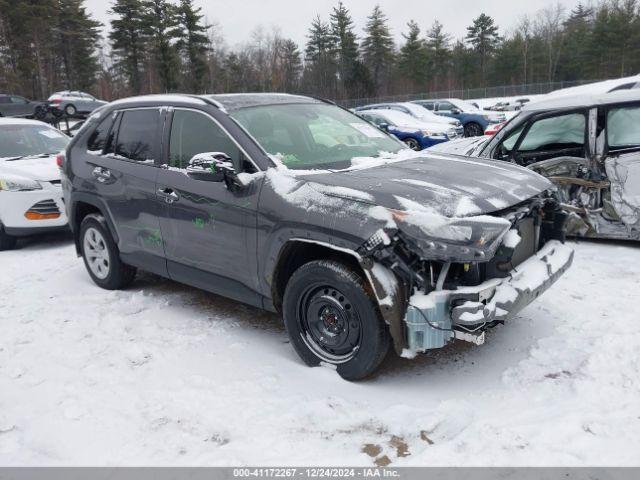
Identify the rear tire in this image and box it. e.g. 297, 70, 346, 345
403, 137, 422, 151
80, 213, 136, 290
0, 226, 17, 251
464, 122, 483, 137
64, 104, 77, 116
282, 260, 390, 381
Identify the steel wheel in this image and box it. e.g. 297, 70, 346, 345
83, 227, 110, 280
297, 284, 361, 364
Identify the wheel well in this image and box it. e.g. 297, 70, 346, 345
72, 201, 102, 253
271, 241, 364, 313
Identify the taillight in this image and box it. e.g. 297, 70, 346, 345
56, 153, 64, 168
50, 99, 61, 105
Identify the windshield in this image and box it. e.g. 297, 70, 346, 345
231, 103, 404, 170
452, 99, 480, 112
0, 124, 69, 159
405, 103, 449, 122
371, 110, 417, 127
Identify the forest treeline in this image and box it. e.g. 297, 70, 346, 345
0, 0, 639, 102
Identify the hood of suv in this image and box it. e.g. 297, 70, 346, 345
392, 120, 451, 135
0, 155, 60, 182
300, 153, 552, 218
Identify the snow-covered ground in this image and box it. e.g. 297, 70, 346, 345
1, 233, 639, 466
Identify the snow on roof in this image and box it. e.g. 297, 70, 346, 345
523, 88, 640, 112
109, 94, 207, 107
205, 93, 321, 111
543, 75, 640, 99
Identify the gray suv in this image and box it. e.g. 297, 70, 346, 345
48, 91, 107, 117
61, 93, 573, 380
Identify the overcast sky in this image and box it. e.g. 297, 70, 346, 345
85, 0, 580, 48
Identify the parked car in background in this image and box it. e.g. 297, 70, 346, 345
432, 89, 640, 241
357, 109, 459, 150
0, 118, 70, 250
0, 94, 47, 119
354, 102, 464, 136
61, 93, 572, 380
48, 91, 107, 117
484, 122, 506, 136
413, 98, 506, 137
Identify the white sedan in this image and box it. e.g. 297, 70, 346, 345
0, 118, 70, 250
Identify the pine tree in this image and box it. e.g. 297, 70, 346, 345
397, 20, 427, 91
109, 0, 149, 94
175, 0, 209, 93
425, 20, 451, 90
143, 0, 181, 92
330, 1, 359, 97
361, 4, 395, 94
465, 13, 500, 85
304, 15, 337, 97
278, 39, 302, 92
54, 0, 102, 91
561, 3, 594, 80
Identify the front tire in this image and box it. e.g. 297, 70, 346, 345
283, 260, 390, 381
403, 137, 422, 151
464, 122, 483, 137
0, 225, 17, 251
80, 214, 136, 290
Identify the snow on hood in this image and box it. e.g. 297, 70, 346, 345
427, 136, 489, 156
0, 155, 61, 182
390, 119, 451, 134
292, 151, 552, 218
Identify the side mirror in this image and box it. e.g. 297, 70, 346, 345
187, 152, 235, 182
450, 108, 462, 115
378, 123, 390, 131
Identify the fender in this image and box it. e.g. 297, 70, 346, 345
68, 191, 120, 254
272, 237, 408, 354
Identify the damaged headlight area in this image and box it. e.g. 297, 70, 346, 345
359, 197, 574, 356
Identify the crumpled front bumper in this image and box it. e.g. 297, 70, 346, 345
404, 240, 574, 353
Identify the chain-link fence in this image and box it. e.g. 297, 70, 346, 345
335, 80, 601, 109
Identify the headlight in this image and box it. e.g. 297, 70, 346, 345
0, 175, 42, 192
390, 206, 512, 259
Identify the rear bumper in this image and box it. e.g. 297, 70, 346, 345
404, 240, 574, 352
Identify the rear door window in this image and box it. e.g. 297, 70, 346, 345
114, 109, 161, 163
607, 105, 640, 151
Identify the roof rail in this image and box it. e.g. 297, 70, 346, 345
188, 94, 227, 112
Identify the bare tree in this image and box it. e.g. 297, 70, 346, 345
535, 3, 567, 82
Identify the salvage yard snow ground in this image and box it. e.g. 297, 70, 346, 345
1, 233, 639, 466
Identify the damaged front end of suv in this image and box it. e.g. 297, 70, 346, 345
356, 192, 574, 357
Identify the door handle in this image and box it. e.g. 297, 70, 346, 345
157, 187, 179, 204
92, 166, 111, 182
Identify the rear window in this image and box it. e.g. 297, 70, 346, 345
114, 109, 160, 163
